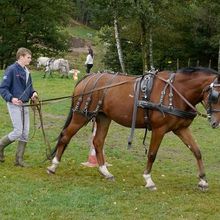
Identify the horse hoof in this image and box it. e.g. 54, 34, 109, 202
47, 168, 55, 175
145, 185, 157, 191
199, 187, 208, 192
106, 176, 115, 181
198, 179, 208, 191
198, 184, 208, 192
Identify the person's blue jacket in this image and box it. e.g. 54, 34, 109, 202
0, 62, 35, 102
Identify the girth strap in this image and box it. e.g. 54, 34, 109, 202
138, 100, 197, 119
127, 78, 141, 149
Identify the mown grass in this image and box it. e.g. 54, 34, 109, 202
0, 71, 220, 220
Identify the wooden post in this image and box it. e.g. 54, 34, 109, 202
197, 60, 200, 66
176, 58, 179, 70
188, 58, 190, 67
209, 59, 211, 68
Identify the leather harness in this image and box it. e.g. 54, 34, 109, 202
24, 71, 220, 157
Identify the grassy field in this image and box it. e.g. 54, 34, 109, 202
0, 71, 220, 220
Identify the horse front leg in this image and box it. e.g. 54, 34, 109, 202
93, 115, 113, 180
174, 127, 208, 191
47, 113, 88, 174
143, 128, 165, 190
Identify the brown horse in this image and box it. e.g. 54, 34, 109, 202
47, 67, 220, 190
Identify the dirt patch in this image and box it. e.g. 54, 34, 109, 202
69, 37, 86, 48
68, 36, 93, 54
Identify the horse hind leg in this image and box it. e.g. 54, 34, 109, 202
92, 114, 114, 180
47, 113, 88, 174
174, 127, 208, 191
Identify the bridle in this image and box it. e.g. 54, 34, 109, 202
204, 78, 220, 118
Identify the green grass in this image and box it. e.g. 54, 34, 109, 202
1, 71, 220, 220
66, 24, 97, 40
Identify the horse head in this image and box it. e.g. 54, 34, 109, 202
204, 74, 220, 128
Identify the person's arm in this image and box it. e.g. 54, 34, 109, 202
29, 76, 38, 100
0, 67, 13, 102
0, 68, 23, 105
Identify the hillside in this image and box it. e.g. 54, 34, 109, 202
63, 21, 105, 76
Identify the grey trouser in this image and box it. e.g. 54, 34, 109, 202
7, 102, 30, 142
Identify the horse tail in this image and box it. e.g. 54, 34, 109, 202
62, 98, 74, 130
49, 97, 74, 159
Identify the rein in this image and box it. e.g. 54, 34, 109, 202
23, 78, 137, 108
30, 98, 52, 160
23, 95, 73, 107
22, 77, 137, 159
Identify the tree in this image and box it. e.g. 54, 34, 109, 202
81, 0, 132, 73
0, 0, 73, 68
218, 40, 220, 72
72, 0, 92, 25
114, 16, 125, 72
74, 0, 220, 73
187, 0, 220, 69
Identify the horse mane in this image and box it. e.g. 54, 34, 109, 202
177, 67, 219, 76
97, 70, 127, 75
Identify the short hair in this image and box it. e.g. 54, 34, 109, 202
16, 47, 32, 60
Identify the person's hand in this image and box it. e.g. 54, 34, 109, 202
12, 98, 23, 105
31, 92, 38, 101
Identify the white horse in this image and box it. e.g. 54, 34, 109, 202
44, 58, 70, 78
36, 57, 50, 69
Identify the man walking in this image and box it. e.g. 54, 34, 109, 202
0, 47, 38, 167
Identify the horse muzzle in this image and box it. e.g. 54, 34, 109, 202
210, 118, 220, 128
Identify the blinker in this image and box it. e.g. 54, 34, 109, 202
208, 89, 220, 104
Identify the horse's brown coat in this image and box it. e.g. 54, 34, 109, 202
49, 67, 220, 188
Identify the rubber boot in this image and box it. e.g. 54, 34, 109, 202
15, 141, 28, 167
0, 135, 13, 162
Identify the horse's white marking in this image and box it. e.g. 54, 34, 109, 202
99, 165, 113, 178
143, 174, 157, 190
129, 94, 134, 98
47, 157, 59, 173
198, 178, 208, 188
52, 157, 59, 165
187, 145, 191, 149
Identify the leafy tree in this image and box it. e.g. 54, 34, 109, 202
72, 0, 220, 73
189, 0, 220, 69
72, 0, 92, 25
0, 0, 74, 68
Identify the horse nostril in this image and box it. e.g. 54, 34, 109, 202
211, 121, 218, 128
